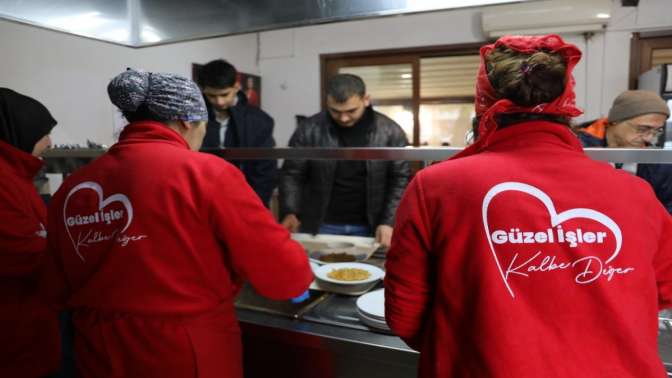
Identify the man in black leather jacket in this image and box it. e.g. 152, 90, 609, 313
197, 59, 277, 207
279, 74, 410, 247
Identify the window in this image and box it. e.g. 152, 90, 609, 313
630, 33, 672, 89
340, 64, 415, 141
652, 48, 672, 67
321, 44, 482, 147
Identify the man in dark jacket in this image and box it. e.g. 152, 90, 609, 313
576, 90, 672, 212
279, 74, 410, 247
197, 59, 277, 207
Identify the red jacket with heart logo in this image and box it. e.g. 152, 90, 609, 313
0, 140, 61, 377
385, 121, 672, 378
43, 121, 313, 378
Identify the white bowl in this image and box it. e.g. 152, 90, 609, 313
314, 262, 384, 285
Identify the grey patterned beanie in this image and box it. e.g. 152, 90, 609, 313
108, 68, 208, 122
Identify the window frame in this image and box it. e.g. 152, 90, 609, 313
629, 32, 672, 89
320, 42, 484, 146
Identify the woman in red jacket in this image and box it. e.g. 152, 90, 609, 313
43, 69, 313, 378
385, 34, 672, 377
0, 88, 60, 377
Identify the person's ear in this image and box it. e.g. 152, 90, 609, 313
234, 82, 241, 91
363, 94, 371, 107
179, 120, 192, 131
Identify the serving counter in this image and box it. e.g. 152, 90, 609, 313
237, 299, 418, 378
42, 146, 672, 166
235, 285, 672, 378
42, 147, 672, 377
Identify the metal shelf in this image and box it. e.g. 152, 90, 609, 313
43, 147, 672, 163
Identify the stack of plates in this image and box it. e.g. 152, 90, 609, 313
356, 289, 391, 332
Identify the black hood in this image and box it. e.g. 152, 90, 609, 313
0, 88, 57, 154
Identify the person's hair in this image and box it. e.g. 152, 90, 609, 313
326, 74, 366, 103
486, 46, 567, 107
197, 59, 238, 89
496, 113, 570, 128
122, 104, 167, 123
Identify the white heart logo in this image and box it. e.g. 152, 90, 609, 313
482, 182, 622, 298
63, 181, 133, 261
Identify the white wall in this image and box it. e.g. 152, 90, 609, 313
259, 8, 486, 147
255, 10, 597, 146
596, 0, 672, 116
258, 0, 672, 146
0, 19, 259, 146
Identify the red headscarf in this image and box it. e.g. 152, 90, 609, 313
454, 34, 583, 159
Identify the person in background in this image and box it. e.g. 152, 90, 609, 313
575, 90, 671, 212
198, 59, 277, 207
42, 69, 313, 378
0, 88, 60, 377
385, 34, 672, 377
245, 76, 260, 107
279, 73, 410, 248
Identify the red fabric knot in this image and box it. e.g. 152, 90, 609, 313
452, 34, 583, 160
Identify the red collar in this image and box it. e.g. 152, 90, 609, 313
116, 121, 191, 150
482, 121, 584, 154
0, 139, 44, 179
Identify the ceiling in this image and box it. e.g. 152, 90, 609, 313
0, 0, 527, 47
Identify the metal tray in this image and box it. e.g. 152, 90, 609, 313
302, 282, 391, 334
235, 284, 328, 319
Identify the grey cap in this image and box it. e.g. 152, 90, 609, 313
108, 68, 208, 122
607, 90, 670, 123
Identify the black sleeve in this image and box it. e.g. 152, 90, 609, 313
641, 164, 672, 214
380, 125, 411, 226
242, 112, 278, 207
201, 119, 222, 149
279, 125, 310, 218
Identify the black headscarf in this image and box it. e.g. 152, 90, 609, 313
0, 88, 57, 154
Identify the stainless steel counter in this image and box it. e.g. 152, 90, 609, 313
42, 146, 672, 163
237, 307, 415, 355
236, 287, 672, 378
233, 271, 417, 378
236, 297, 418, 378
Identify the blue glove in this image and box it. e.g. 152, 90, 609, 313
290, 290, 310, 304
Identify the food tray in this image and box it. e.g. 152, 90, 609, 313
235, 284, 328, 318
292, 233, 379, 264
